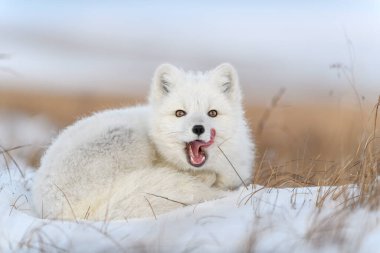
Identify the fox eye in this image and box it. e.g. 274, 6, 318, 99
175, 110, 186, 117
208, 110, 218, 117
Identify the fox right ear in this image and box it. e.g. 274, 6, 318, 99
212, 63, 242, 103
149, 63, 180, 103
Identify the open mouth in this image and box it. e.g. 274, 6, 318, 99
185, 128, 216, 167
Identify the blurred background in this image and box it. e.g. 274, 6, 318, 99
0, 0, 379, 185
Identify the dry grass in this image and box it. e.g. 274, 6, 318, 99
251, 102, 379, 188
0, 89, 138, 126
1, 88, 379, 190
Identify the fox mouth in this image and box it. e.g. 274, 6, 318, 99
185, 128, 216, 167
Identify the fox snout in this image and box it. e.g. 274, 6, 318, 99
192, 125, 205, 136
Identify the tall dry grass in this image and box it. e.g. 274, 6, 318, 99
0, 88, 378, 189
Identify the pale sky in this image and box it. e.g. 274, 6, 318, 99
0, 0, 379, 103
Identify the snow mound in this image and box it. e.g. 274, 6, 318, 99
0, 164, 379, 253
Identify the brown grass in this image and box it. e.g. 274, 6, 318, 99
1, 88, 379, 190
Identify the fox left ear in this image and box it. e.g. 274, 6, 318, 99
212, 63, 242, 103
149, 63, 180, 104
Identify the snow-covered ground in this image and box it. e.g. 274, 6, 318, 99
1, 113, 380, 253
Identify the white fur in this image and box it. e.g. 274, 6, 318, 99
32, 63, 255, 220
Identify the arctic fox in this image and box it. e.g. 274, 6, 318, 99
32, 63, 255, 220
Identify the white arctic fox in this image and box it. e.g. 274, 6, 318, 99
32, 63, 255, 220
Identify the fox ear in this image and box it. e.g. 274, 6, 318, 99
149, 63, 180, 103
212, 63, 241, 103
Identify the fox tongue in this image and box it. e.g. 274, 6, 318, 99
190, 141, 206, 159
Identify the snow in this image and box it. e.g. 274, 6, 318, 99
1, 165, 379, 253
1, 113, 380, 253
0, 110, 57, 163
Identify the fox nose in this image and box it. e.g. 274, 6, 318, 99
192, 125, 205, 136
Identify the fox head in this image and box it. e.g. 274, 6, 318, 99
149, 63, 246, 172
